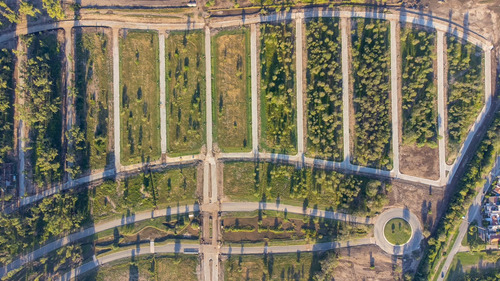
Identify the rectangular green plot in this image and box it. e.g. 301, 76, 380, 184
0, 47, 15, 165
166, 30, 206, 156
213, 28, 252, 152
73, 27, 113, 175
351, 18, 392, 170
446, 36, 484, 164
119, 29, 161, 165
260, 21, 297, 154
400, 27, 437, 147
223, 161, 387, 216
19, 30, 64, 187
305, 17, 343, 161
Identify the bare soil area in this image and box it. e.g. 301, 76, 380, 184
386, 180, 446, 233
332, 244, 403, 281
399, 144, 439, 180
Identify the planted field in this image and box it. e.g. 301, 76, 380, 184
399, 27, 439, 180
401, 27, 437, 147
351, 18, 392, 169
166, 30, 205, 156
0, 165, 199, 265
119, 29, 161, 165
84, 254, 199, 281
305, 17, 343, 161
223, 161, 388, 216
213, 28, 251, 152
18, 30, 64, 187
446, 36, 484, 164
222, 211, 371, 245
260, 21, 297, 154
224, 252, 320, 281
73, 27, 113, 176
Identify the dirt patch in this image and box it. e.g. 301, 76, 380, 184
399, 144, 439, 180
386, 180, 446, 233
332, 244, 403, 281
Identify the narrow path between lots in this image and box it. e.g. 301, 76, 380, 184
295, 13, 304, 157
250, 24, 258, 155
341, 17, 350, 164
437, 30, 447, 183
390, 19, 400, 176
112, 27, 121, 172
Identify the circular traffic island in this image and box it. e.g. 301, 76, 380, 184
384, 218, 412, 245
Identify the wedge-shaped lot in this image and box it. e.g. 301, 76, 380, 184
18, 30, 65, 188
120, 29, 161, 166
399, 26, 439, 180
260, 21, 297, 154
446, 36, 484, 165
73, 27, 113, 175
305, 17, 343, 161
351, 18, 392, 170
213, 28, 251, 152
0, 165, 199, 266
166, 30, 206, 156
223, 161, 388, 216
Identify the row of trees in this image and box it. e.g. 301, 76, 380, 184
0, 48, 13, 165
0, 0, 64, 26
401, 28, 437, 147
351, 18, 392, 169
17, 33, 63, 187
415, 111, 500, 280
260, 21, 297, 153
447, 36, 484, 162
248, 162, 388, 216
305, 18, 343, 161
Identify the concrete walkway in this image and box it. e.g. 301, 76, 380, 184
0, 204, 199, 279
112, 27, 121, 172
250, 24, 259, 155
437, 30, 447, 183
341, 17, 350, 164
390, 19, 400, 176
221, 238, 374, 255
159, 31, 167, 155
295, 13, 304, 156
220, 202, 374, 225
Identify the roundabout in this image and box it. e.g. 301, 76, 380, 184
374, 208, 423, 255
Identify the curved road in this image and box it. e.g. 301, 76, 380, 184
373, 208, 423, 256
0, 204, 199, 279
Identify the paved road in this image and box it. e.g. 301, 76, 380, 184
221, 202, 374, 224
58, 243, 200, 281
437, 30, 447, 183
112, 27, 121, 172
0, 204, 199, 279
221, 238, 374, 255
159, 31, 167, 154
438, 159, 500, 281
341, 17, 350, 164
250, 24, 259, 154
295, 14, 304, 156
390, 20, 400, 176
373, 208, 423, 256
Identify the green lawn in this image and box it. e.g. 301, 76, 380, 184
119, 29, 161, 165
166, 30, 206, 156
79, 254, 199, 281
74, 27, 113, 174
212, 28, 252, 152
383, 218, 411, 245
224, 252, 321, 281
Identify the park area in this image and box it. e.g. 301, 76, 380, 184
259, 21, 297, 154
213, 28, 251, 152
222, 161, 388, 216
119, 29, 161, 166
73, 27, 114, 175
351, 18, 392, 170
166, 30, 206, 156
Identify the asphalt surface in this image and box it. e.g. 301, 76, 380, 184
437, 30, 447, 182
373, 208, 423, 256
390, 19, 400, 176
